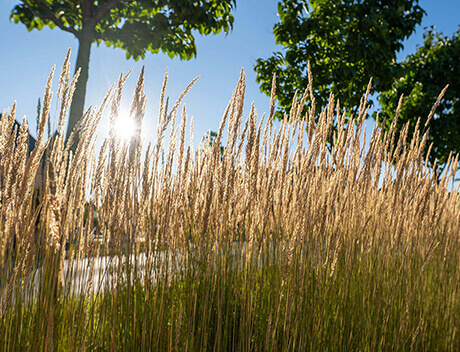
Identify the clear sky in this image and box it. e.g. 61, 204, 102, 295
1, 0, 459, 150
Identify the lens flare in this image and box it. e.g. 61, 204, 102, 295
114, 114, 136, 140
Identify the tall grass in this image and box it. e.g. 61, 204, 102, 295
1, 52, 459, 351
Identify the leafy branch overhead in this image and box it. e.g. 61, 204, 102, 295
255, 0, 425, 119
12, 0, 236, 60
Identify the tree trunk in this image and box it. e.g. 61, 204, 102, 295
67, 31, 93, 149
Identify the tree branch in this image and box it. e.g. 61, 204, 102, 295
23, 0, 78, 36
93, 0, 121, 24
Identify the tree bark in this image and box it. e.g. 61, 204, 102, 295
67, 31, 93, 149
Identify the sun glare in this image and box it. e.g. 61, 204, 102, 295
114, 114, 136, 140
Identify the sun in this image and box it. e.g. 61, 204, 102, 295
114, 113, 136, 140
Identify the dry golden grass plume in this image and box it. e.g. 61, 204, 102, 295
0, 52, 459, 351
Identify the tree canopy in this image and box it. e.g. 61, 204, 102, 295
254, 0, 425, 119
378, 26, 460, 168
11, 0, 236, 145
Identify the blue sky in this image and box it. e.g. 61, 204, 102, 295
1, 0, 459, 150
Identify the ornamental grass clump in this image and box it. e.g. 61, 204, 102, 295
0, 52, 459, 351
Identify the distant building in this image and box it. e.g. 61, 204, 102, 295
1, 115, 49, 189
0, 113, 37, 155
12, 118, 37, 155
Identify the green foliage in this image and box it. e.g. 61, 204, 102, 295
378, 27, 460, 167
11, 0, 236, 61
203, 130, 225, 158
2, 241, 459, 351
254, 0, 425, 119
